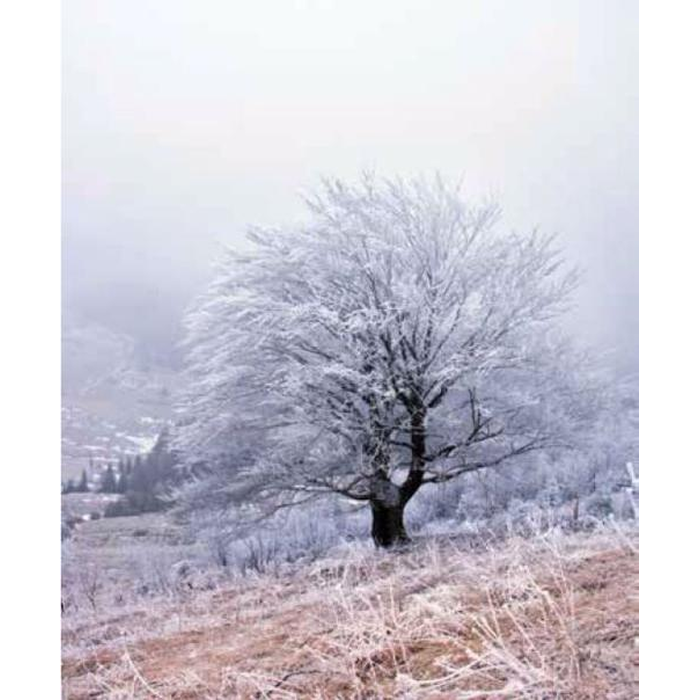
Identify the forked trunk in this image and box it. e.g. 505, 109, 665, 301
371, 501, 409, 548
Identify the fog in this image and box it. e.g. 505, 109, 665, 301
62, 0, 637, 372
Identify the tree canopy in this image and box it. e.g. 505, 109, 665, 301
176, 175, 583, 545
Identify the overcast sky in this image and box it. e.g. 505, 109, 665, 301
63, 0, 637, 370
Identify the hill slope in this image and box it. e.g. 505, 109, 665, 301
62, 527, 638, 699
62, 320, 177, 480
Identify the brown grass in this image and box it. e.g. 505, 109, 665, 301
62, 527, 638, 699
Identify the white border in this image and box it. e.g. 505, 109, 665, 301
640, 0, 700, 697
0, 2, 61, 697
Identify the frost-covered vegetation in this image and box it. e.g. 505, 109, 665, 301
62, 175, 638, 698
62, 454, 638, 616
173, 175, 637, 549
62, 174, 638, 614
62, 518, 638, 699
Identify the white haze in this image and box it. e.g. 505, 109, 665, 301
62, 0, 637, 372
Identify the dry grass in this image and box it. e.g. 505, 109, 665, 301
62, 526, 638, 699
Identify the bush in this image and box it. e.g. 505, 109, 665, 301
582, 493, 614, 518
104, 498, 139, 518
406, 482, 466, 531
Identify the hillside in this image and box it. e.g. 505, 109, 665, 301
62, 320, 178, 480
62, 525, 638, 699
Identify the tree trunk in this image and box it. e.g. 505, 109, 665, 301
369, 474, 410, 548
371, 501, 409, 548
400, 405, 427, 504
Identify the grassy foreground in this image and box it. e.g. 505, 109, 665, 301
62, 526, 638, 699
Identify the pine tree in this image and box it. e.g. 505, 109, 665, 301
113, 431, 178, 514
100, 463, 118, 493
116, 470, 128, 494
78, 468, 89, 493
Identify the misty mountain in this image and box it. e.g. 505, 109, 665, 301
62, 316, 179, 479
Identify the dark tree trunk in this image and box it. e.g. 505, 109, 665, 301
371, 501, 409, 548
397, 405, 427, 507
369, 475, 410, 548
367, 404, 427, 549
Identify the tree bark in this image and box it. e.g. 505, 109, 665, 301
399, 406, 427, 504
370, 474, 410, 548
370, 500, 409, 548
367, 403, 428, 548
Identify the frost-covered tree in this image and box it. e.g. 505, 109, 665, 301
176, 175, 581, 547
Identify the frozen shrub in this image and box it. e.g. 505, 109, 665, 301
231, 533, 282, 575
611, 491, 636, 520
456, 483, 500, 522
582, 492, 614, 518
406, 482, 466, 531
171, 559, 194, 580
188, 510, 240, 569
104, 499, 141, 518
335, 507, 370, 541
504, 498, 545, 532
283, 509, 340, 561
187, 500, 372, 576
128, 545, 200, 597
204, 528, 234, 569
76, 565, 101, 610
